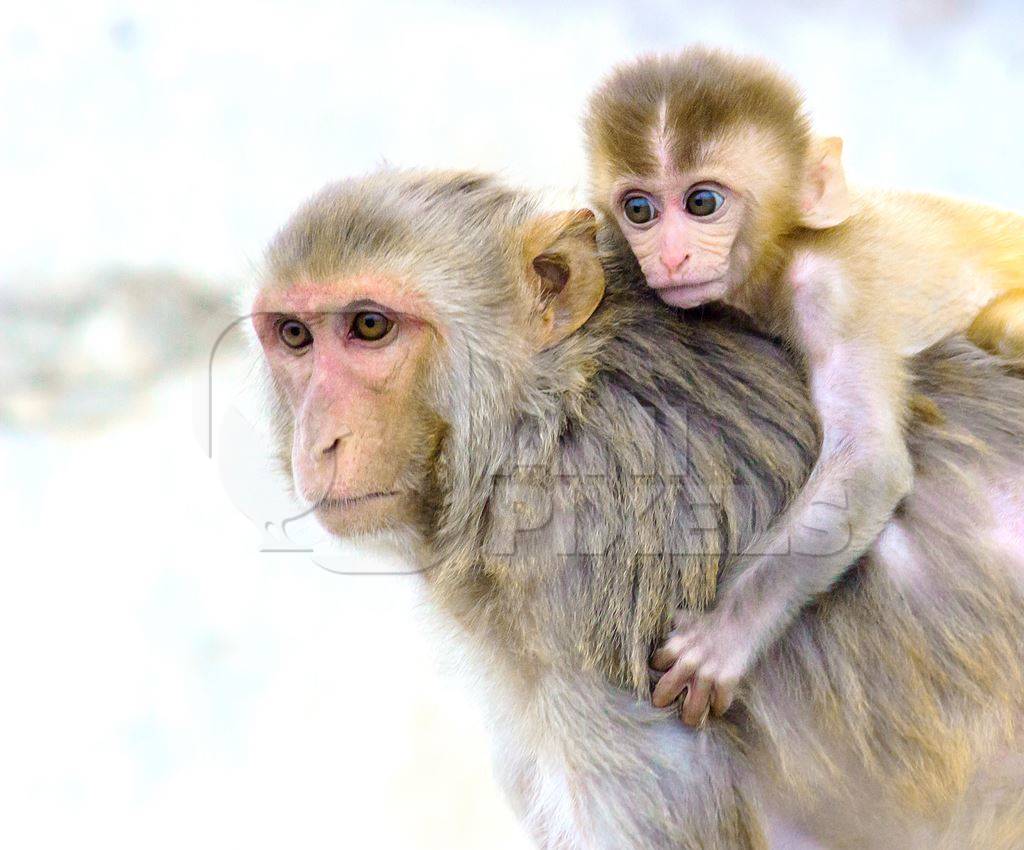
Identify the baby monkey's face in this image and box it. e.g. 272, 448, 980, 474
611, 170, 747, 308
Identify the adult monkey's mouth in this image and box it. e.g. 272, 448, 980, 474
317, 491, 401, 510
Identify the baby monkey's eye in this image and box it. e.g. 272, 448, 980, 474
685, 188, 725, 217
351, 311, 394, 343
279, 319, 313, 350
622, 195, 658, 225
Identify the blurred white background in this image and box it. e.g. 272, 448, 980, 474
2, 2, 1023, 848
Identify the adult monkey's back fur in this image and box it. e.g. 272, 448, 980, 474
259, 170, 1024, 849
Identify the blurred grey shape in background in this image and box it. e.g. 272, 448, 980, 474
0, 269, 238, 430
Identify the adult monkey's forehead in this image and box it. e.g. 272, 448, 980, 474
263, 169, 534, 287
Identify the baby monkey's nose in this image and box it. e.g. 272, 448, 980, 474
661, 252, 690, 274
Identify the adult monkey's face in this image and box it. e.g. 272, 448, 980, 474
252, 275, 443, 538
252, 172, 605, 540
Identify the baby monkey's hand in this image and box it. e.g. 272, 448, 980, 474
650, 607, 758, 726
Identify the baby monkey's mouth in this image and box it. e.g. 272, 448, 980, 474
650, 272, 726, 290
652, 279, 730, 309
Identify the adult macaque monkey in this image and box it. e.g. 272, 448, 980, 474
584, 47, 1024, 724
252, 169, 1024, 849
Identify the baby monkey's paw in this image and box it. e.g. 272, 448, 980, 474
650, 609, 754, 726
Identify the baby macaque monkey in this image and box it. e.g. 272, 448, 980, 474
585, 48, 1024, 726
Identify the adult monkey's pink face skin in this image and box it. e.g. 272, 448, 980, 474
252, 274, 444, 539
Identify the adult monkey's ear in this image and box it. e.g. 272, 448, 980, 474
799, 136, 852, 229
520, 208, 606, 350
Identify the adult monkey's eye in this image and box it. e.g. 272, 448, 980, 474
351, 311, 394, 343
622, 195, 658, 225
279, 319, 313, 349
685, 188, 725, 217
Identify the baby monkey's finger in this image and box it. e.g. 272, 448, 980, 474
712, 683, 735, 717
652, 657, 696, 707
682, 676, 713, 727
650, 635, 687, 671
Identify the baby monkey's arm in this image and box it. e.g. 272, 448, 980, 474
652, 259, 914, 725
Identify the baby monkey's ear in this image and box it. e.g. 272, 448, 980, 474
799, 136, 852, 229
520, 208, 606, 350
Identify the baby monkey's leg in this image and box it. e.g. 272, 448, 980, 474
969, 289, 1024, 359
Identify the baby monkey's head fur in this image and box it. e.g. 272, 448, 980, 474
585, 47, 847, 308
